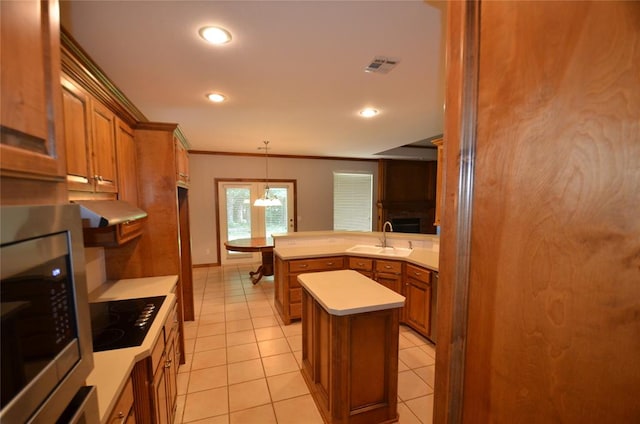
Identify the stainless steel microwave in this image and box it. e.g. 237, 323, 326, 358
1, 204, 97, 423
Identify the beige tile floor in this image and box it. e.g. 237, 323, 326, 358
174, 264, 435, 424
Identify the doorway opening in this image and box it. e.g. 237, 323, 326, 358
215, 179, 296, 265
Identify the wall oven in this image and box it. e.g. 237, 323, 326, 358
1, 204, 98, 423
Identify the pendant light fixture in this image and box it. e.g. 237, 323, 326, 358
254, 141, 281, 207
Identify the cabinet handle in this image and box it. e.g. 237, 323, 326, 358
300, 264, 308, 268
165, 358, 172, 368
414, 272, 421, 276
384, 265, 392, 269
357, 262, 364, 266
327, 262, 334, 266
114, 411, 125, 424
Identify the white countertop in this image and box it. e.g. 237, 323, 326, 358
275, 243, 439, 272
87, 275, 178, 423
298, 270, 406, 316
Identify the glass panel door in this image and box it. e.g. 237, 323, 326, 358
262, 184, 293, 237
225, 186, 252, 241
218, 181, 295, 265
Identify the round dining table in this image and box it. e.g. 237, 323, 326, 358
223, 237, 274, 284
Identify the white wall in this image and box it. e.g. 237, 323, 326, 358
189, 153, 378, 265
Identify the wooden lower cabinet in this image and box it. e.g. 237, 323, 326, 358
301, 289, 400, 424
131, 302, 179, 424
373, 259, 403, 294
404, 264, 432, 336
108, 376, 136, 423
276, 254, 435, 341
274, 256, 344, 324
347, 257, 374, 279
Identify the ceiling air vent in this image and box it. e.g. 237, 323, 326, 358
364, 56, 400, 74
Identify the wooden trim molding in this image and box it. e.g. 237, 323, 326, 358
60, 28, 147, 127
434, 1, 480, 423
190, 150, 379, 162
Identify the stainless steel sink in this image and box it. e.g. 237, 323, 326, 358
346, 245, 413, 257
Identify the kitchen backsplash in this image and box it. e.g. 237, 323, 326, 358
84, 247, 106, 295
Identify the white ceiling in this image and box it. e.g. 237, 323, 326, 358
61, 1, 446, 159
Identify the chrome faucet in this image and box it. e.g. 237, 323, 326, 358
381, 221, 393, 248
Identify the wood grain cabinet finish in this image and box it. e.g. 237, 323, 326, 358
404, 264, 432, 336
105, 122, 193, 366
0, 0, 68, 204
131, 302, 179, 424
274, 256, 345, 324
61, 75, 118, 194
373, 259, 404, 295
81, 118, 145, 247
347, 257, 374, 278
107, 376, 136, 424
301, 288, 400, 424
175, 140, 190, 187
276, 254, 436, 338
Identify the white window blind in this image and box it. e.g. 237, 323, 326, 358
333, 172, 373, 231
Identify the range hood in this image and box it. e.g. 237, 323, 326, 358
74, 200, 147, 228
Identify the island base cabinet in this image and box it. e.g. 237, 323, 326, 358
301, 290, 399, 424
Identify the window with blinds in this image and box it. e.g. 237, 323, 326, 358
333, 172, 373, 231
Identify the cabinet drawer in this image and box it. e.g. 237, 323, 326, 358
290, 288, 302, 303
108, 376, 134, 423
289, 256, 344, 273
406, 264, 431, 284
375, 260, 402, 275
348, 257, 373, 272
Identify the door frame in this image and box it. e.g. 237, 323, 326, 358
434, 1, 479, 423
214, 178, 297, 265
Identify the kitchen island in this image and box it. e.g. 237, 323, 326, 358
299, 270, 405, 424
272, 231, 439, 338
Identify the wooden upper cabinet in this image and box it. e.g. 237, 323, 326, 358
62, 76, 93, 191
62, 75, 118, 194
175, 138, 189, 187
90, 101, 118, 193
115, 119, 144, 243
115, 119, 139, 206
0, 0, 66, 183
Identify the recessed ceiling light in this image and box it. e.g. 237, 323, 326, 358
206, 93, 226, 103
199, 26, 232, 45
359, 108, 379, 118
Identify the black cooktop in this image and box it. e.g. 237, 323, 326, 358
89, 296, 165, 352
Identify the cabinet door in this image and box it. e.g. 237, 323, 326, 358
175, 139, 189, 186
0, 0, 66, 181
62, 77, 94, 191
152, 362, 169, 424
91, 101, 118, 192
108, 376, 135, 424
375, 273, 402, 294
164, 332, 178, 421
115, 119, 144, 241
374, 260, 403, 294
406, 277, 431, 336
